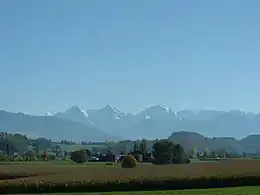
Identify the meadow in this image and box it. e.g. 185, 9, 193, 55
0, 159, 260, 194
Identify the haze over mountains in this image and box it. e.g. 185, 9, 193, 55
1, 105, 260, 145
0, 109, 120, 142
54, 105, 259, 140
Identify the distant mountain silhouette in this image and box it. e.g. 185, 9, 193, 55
1, 104, 260, 149
0, 110, 121, 142
54, 105, 260, 140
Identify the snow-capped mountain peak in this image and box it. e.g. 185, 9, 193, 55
103, 105, 123, 113
63, 106, 89, 118
79, 108, 88, 118
43, 104, 260, 140
55, 106, 93, 126
144, 115, 151, 120
173, 112, 183, 120
138, 105, 177, 121
159, 104, 170, 113
45, 112, 54, 116
144, 105, 171, 113
98, 105, 125, 119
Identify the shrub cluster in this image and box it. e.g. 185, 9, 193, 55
0, 174, 259, 194
70, 150, 88, 164
121, 154, 137, 168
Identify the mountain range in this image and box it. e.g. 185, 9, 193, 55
1, 105, 260, 143
0, 109, 120, 142
53, 105, 259, 140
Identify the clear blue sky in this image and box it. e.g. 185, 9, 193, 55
1, 0, 260, 115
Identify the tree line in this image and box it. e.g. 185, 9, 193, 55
0, 132, 249, 163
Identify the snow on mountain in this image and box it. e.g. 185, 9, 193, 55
55, 106, 94, 126
88, 105, 126, 120
159, 104, 170, 113
173, 112, 183, 120
47, 104, 260, 140
79, 108, 89, 118
45, 112, 54, 116
144, 115, 151, 120
138, 105, 178, 121
0, 109, 122, 142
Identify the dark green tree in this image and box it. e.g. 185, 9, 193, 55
153, 139, 188, 164
85, 149, 92, 158
152, 139, 175, 164
140, 139, 147, 155
172, 144, 185, 164
133, 141, 140, 153
70, 149, 88, 164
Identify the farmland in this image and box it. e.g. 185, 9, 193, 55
18, 186, 260, 194
0, 159, 260, 193
1, 158, 260, 183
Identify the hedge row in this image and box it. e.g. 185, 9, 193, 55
0, 174, 260, 194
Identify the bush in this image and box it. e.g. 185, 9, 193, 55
71, 150, 88, 164
0, 155, 7, 161
121, 154, 137, 168
184, 159, 191, 164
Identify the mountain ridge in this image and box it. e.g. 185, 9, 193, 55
52, 105, 257, 116
0, 109, 122, 142
53, 105, 260, 140
1, 104, 260, 143
1, 105, 260, 153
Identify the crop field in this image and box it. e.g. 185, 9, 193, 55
0, 159, 260, 193
0, 159, 260, 184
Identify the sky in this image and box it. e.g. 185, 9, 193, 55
1, 0, 260, 115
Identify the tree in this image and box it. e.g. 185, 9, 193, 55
203, 147, 210, 158
71, 149, 88, 163
64, 151, 68, 160
85, 149, 92, 158
172, 144, 186, 164
152, 139, 175, 164
0, 133, 29, 154
215, 148, 227, 158
121, 154, 137, 168
140, 139, 147, 154
24, 150, 36, 161
42, 150, 48, 161
106, 150, 115, 162
153, 139, 188, 165
211, 151, 217, 158
133, 141, 140, 153
6, 142, 10, 156
191, 147, 197, 157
